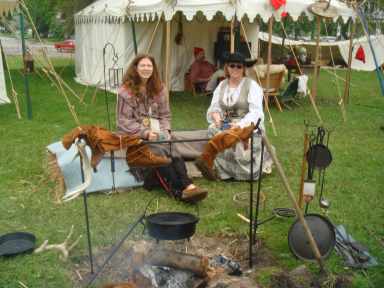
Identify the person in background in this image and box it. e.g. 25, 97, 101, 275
206, 61, 225, 92
189, 47, 216, 93
117, 54, 208, 203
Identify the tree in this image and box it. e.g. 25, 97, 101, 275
24, 0, 57, 38
55, 0, 94, 37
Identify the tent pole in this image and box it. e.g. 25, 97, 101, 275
298, 126, 309, 208
357, 7, 384, 97
165, 20, 171, 100
343, 20, 356, 104
262, 134, 325, 271
230, 16, 235, 53
146, 17, 161, 54
130, 19, 138, 55
265, 16, 273, 111
234, 16, 240, 52
19, 10, 32, 119
311, 16, 321, 101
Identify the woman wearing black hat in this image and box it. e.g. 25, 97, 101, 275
196, 52, 273, 180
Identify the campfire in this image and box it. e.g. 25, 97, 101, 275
77, 236, 260, 288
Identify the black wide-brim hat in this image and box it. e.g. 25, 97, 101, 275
223, 52, 257, 67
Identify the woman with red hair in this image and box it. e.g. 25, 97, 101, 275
117, 54, 208, 203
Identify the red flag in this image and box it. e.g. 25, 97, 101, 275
270, 0, 286, 10
355, 45, 366, 63
281, 11, 288, 18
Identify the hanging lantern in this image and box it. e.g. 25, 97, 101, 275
108, 55, 123, 89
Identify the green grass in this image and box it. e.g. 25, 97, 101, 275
0, 58, 383, 287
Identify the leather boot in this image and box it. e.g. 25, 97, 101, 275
126, 144, 171, 167
195, 123, 255, 180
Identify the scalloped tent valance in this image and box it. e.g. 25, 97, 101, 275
0, 0, 18, 16
75, 0, 355, 24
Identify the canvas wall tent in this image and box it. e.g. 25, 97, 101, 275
0, 44, 10, 104
74, 0, 355, 91
258, 31, 384, 71
0, 0, 18, 105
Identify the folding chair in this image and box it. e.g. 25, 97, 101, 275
256, 70, 285, 112
279, 78, 300, 110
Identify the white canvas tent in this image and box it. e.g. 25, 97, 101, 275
0, 44, 10, 104
74, 0, 355, 91
0, 0, 18, 105
258, 31, 384, 71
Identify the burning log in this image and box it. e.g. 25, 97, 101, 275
126, 241, 209, 278
146, 249, 209, 278
103, 283, 137, 288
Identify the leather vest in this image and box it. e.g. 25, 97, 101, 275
218, 77, 251, 120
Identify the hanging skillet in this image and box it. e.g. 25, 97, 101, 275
306, 127, 332, 170
288, 214, 335, 261
0, 232, 36, 257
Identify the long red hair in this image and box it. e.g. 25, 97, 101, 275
122, 54, 162, 99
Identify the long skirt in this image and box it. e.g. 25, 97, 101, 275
207, 125, 273, 181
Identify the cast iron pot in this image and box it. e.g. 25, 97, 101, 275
146, 212, 199, 241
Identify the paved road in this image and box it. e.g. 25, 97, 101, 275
0, 36, 73, 58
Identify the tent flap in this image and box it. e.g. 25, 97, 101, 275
0, 0, 18, 16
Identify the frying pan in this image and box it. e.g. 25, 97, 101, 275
0, 232, 36, 257
288, 214, 335, 261
306, 127, 332, 170
146, 212, 199, 241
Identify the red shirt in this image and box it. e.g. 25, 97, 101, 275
190, 60, 216, 83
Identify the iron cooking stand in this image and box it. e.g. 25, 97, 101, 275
248, 122, 265, 268
80, 136, 210, 286
78, 145, 94, 275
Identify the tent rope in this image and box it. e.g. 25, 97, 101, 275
240, 19, 277, 136
323, 21, 347, 122
146, 16, 162, 54
19, 0, 81, 125
280, 21, 323, 125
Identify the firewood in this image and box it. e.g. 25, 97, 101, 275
146, 249, 209, 277
103, 283, 137, 288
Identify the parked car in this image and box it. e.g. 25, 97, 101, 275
54, 39, 75, 52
